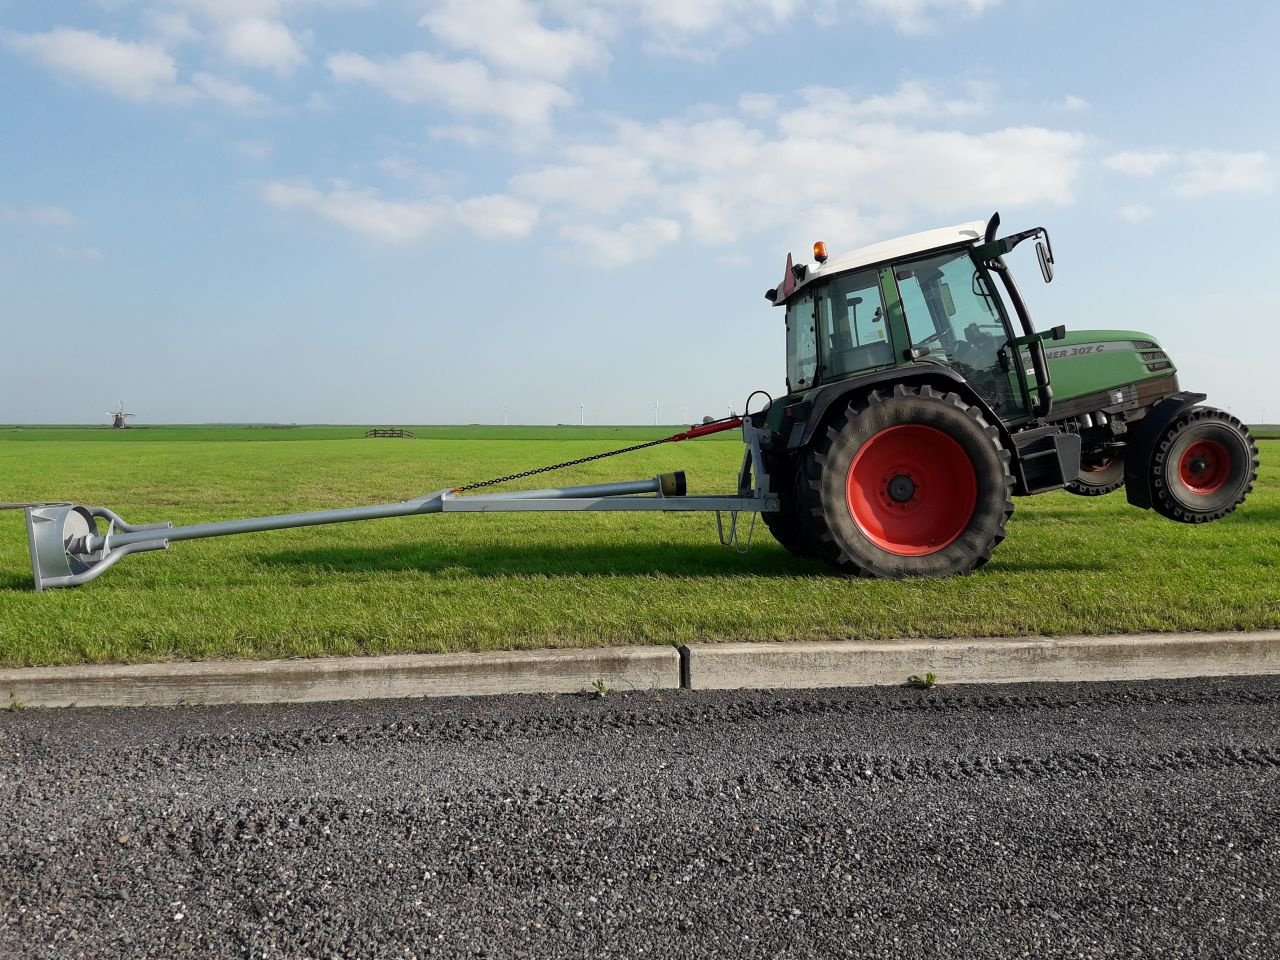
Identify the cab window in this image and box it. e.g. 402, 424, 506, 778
785, 291, 817, 391
815, 269, 892, 379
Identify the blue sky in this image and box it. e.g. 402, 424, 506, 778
2, 0, 1278, 425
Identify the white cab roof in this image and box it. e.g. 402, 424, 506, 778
787, 220, 987, 300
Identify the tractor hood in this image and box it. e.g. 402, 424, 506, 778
1033, 329, 1178, 407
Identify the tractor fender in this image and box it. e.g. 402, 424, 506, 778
781, 366, 1011, 453
1123, 390, 1207, 509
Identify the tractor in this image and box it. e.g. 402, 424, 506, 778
19, 213, 1258, 590
754, 212, 1258, 577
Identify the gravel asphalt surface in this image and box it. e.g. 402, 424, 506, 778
2, 675, 1277, 959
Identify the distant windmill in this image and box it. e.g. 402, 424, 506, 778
108, 402, 135, 429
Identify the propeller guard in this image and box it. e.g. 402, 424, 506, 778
26, 504, 171, 592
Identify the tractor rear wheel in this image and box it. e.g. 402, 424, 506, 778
1066, 455, 1125, 496
796, 384, 1014, 578
761, 457, 840, 562
1148, 407, 1257, 523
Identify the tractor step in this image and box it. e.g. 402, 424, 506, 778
1012, 427, 1082, 495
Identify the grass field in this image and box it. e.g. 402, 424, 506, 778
1, 425, 1277, 667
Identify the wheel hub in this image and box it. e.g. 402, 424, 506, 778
1178, 439, 1230, 495
886, 473, 916, 504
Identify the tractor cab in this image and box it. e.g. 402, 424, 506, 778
767, 215, 1060, 429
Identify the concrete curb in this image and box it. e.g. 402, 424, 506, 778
3, 632, 1278, 709
682, 631, 1280, 691
0, 646, 680, 708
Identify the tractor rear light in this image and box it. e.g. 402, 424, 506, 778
813, 241, 828, 263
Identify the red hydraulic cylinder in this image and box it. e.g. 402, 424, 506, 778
669, 417, 744, 442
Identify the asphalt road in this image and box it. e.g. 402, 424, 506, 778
2, 676, 1277, 959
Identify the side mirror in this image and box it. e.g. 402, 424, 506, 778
1036, 239, 1055, 283
939, 282, 957, 317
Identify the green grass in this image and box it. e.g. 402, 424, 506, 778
1, 427, 1276, 667
0, 424, 714, 443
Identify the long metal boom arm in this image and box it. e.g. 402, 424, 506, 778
25, 421, 779, 591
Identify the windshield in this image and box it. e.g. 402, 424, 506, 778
895, 248, 1028, 418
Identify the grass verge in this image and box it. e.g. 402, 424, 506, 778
1, 428, 1276, 667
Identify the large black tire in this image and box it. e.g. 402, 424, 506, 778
1149, 407, 1257, 523
1066, 454, 1125, 496
761, 457, 840, 562
761, 507, 822, 560
796, 384, 1014, 578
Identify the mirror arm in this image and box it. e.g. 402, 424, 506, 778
974, 226, 1050, 262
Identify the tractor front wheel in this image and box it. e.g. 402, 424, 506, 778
797, 385, 1014, 578
1149, 407, 1257, 523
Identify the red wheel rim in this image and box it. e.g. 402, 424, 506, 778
1083, 458, 1113, 473
845, 425, 977, 557
1178, 439, 1230, 494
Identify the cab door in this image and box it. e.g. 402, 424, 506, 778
893, 248, 1032, 423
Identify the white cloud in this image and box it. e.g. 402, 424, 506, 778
262, 180, 538, 243
1118, 204, 1153, 222
5, 26, 270, 110
428, 125, 495, 147
454, 194, 540, 238
1057, 94, 1089, 112
163, 0, 366, 21
1104, 151, 1175, 177
511, 83, 1085, 264
191, 71, 272, 109
561, 217, 682, 266
511, 143, 660, 216
166, 0, 288, 20
221, 17, 307, 74
858, 0, 1003, 34
147, 11, 202, 45
264, 180, 444, 243
625, 0, 801, 35
1104, 149, 1272, 199
0, 206, 77, 226
1172, 151, 1273, 198
5, 27, 182, 102
538, 0, 1003, 61
327, 51, 573, 130
738, 93, 780, 119
420, 0, 606, 81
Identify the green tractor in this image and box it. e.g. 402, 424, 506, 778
17, 212, 1260, 591
755, 212, 1258, 577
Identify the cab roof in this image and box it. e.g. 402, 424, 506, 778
775, 219, 987, 304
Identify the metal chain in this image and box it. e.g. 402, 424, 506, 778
451, 436, 677, 493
